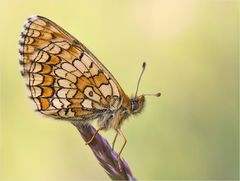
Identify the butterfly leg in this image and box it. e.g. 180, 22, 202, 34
85, 126, 104, 145
112, 131, 119, 151
116, 128, 127, 172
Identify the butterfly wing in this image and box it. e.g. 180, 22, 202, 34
19, 15, 128, 121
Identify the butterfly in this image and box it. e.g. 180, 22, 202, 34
19, 15, 160, 171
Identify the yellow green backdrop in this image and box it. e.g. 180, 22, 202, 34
0, 0, 238, 180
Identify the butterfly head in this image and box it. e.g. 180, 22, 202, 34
130, 95, 145, 114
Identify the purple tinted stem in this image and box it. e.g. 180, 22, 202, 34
72, 122, 137, 180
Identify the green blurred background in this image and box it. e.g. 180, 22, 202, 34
0, 0, 239, 180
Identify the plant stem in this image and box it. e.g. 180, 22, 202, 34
72, 122, 137, 180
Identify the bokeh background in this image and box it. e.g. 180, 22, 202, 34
0, 0, 239, 180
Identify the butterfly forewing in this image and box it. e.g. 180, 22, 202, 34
19, 15, 127, 121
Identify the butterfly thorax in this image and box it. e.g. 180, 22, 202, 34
97, 95, 145, 130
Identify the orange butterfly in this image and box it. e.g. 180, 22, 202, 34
19, 15, 160, 171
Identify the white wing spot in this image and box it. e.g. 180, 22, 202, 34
84, 87, 100, 102
55, 41, 71, 49
52, 98, 63, 108
81, 99, 92, 109
73, 59, 88, 73
99, 84, 112, 98
81, 54, 92, 68
57, 88, 77, 98
43, 44, 61, 54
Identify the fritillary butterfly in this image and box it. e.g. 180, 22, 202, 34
19, 15, 160, 171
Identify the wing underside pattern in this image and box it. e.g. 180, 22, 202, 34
19, 15, 123, 121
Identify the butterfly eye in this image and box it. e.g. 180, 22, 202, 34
131, 100, 139, 111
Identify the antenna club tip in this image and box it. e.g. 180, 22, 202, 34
142, 62, 146, 69
156, 92, 161, 97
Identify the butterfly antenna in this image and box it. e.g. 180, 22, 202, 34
135, 62, 146, 98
